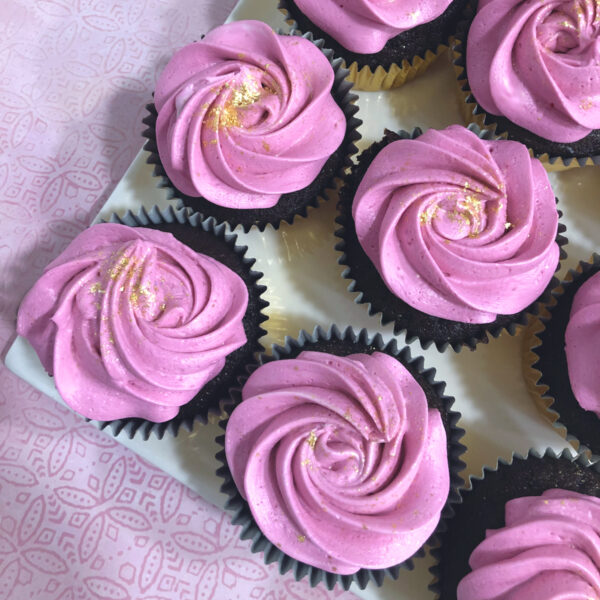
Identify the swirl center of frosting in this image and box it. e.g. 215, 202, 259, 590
190, 65, 279, 133
538, 1, 600, 53
421, 189, 507, 241
83, 240, 182, 325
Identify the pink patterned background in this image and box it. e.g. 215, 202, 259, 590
0, 1, 358, 598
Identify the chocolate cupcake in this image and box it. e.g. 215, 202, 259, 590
16, 206, 268, 440
524, 255, 600, 461
216, 325, 466, 590
279, 0, 469, 90
335, 125, 567, 352
430, 448, 600, 600
453, 0, 600, 170
142, 20, 361, 232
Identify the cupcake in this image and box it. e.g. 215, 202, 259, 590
216, 326, 466, 589
336, 125, 567, 352
454, 0, 600, 170
16, 207, 268, 439
143, 20, 361, 232
430, 449, 600, 600
279, 0, 469, 91
524, 255, 600, 461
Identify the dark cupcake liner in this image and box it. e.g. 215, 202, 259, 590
429, 447, 600, 600
334, 124, 568, 353
452, 5, 600, 169
142, 29, 362, 233
214, 324, 466, 590
525, 254, 600, 461
93, 205, 268, 440
279, 0, 468, 74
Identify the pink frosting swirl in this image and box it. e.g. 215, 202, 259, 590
565, 270, 600, 417
294, 0, 454, 53
458, 489, 600, 600
352, 126, 559, 324
225, 350, 449, 574
467, 0, 600, 143
154, 20, 345, 209
17, 223, 248, 422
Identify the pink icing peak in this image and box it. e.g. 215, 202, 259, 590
467, 0, 600, 143
352, 125, 559, 324
293, 0, 454, 53
565, 270, 600, 417
225, 350, 449, 574
154, 20, 346, 209
457, 489, 600, 600
17, 223, 248, 422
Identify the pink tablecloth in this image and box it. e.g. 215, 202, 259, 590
0, 2, 359, 598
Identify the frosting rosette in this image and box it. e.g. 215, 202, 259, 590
17, 223, 248, 423
352, 126, 560, 324
293, 0, 454, 53
225, 350, 449, 574
565, 270, 600, 417
457, 489, 600, 600
153, 20, 346, 209
467, 0, 600, 143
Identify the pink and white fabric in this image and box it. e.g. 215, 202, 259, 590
0, 1, 359, 599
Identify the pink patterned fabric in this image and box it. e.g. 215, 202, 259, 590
0, 2, 359, 598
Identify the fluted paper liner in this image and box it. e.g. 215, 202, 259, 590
429, 447, 600, 600
142, 29, 361, 233
341, 47, 445, 91
334, 124, 568, 353
214, 325, 466, 590
523, 254, 600, 462
92, 205, 269, 440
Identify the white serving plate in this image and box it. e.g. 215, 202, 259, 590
5, 0, 600, 597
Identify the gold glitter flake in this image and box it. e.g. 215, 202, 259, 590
89, 282, 105, 294
505, 222, 513, 230
262, 140, 270, 152
231, 79, 261, 108
301, 458, 311, 467
204, 105, 241, 130
580, 97, 594, 111
109, 255, 131, 280
419, 205, 439, 225
306, 430, 317, 448
297, 534, 306, 543
453, 194, 484, 237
